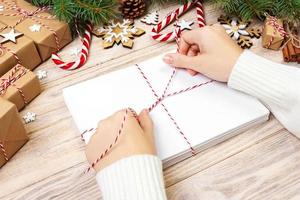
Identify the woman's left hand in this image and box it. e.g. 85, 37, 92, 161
85, 109, 156, 172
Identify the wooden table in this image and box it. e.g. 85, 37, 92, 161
1, 2, 300, 200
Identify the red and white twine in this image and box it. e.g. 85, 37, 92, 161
151, 0, 205, 42
0, 64, 29, 105
266, 16, 286, 48
84, 108, 137, 173
82, 64, 213, 172
51, 24, 92, 70
80, 0, 208, 172
0, 141, 9, 161
0, 44, 21, 65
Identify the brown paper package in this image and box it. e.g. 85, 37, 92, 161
1, 66, 41, 111
0, 0, 72, 61
262, 17, 284, 50
0, 98, 28, 168
0, 22, 41, 77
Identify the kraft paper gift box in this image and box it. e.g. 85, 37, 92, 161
0, 64, 41, 111
262, 16, 285, 50
0, 98, 28, 168
0, 22, 41, 77
0, 0, 72, 61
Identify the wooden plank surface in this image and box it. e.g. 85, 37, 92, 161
1, 2, 299, 200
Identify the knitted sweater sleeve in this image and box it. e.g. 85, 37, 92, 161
228, 50, 300, 137
96, 155, 167, 200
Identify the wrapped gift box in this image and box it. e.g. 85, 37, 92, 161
0, 22, 41, 77
0, 98, 28, 168
0, 64, 41, 111
262, 16, 285, 50
0, 0, 72, 61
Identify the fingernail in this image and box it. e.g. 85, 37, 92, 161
163, 55, 173, 64
142, 109, 149, 114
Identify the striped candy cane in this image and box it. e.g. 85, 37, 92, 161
152, 0, 205, 42
51, 24, 92, 70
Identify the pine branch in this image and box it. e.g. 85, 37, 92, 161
32, 0, 117, 25
213, 0, 300, 24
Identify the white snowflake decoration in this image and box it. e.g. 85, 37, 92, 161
0, 5, 4, 12
29, 24, 41, 32
36, 70, 47, 80
69, 47, 81, 56
222, 18, 249, 40
140, 11, 159, 25
23, 112, 36, 124
175, 19, 194, 31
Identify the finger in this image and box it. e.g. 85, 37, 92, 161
180, 29, 204, 47
138, 109, 153, 134
179, 37, 191, 55
163, 53, 203, 71
186, 47, 199, 76
179, 30, 202, 54
187, 69, 198, 76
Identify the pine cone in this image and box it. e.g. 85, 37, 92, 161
119, 0, 147, 19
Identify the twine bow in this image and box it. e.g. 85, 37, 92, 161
267, 16, 286, 37
282, 25, 300, 49
0, 64, 28, 104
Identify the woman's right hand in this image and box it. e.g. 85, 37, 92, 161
163, 24, 243, 82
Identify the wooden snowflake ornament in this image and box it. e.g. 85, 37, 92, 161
93, 19, 145, 49
218, 15, 262, 49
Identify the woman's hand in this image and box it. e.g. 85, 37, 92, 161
85, 109, 156, 172
163, 24, 243, 82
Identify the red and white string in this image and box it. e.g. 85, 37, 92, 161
266, 16, 286, 48
0, 64, 28, 105
0, 141, 8, 161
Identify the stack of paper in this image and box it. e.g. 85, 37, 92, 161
63, 53, 269, 167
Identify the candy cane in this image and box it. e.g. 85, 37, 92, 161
152, 0, 205, 42
51, 24, 92, 70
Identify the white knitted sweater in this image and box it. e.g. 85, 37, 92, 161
96, 50, 300, 200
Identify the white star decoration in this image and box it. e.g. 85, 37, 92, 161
175, 20, 194, 31
0, 5, 4, 12
222, 18, 249, 40
29, 24, 41, 32
69, 47, 81, 56
36, 70, 47, 80
0, 28, 23, 44
23, 112, 36, 124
